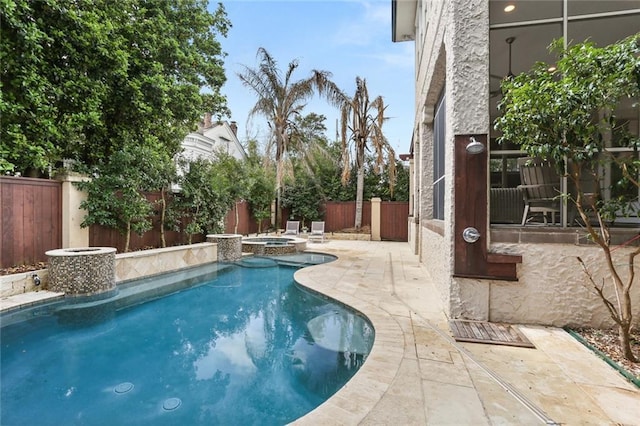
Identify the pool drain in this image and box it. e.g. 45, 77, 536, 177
114, 382, 134, 394
163, 397, 182, 411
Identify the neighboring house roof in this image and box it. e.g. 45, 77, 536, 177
180, 114, 246, 162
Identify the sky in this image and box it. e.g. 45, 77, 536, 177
213, 0, 415, 156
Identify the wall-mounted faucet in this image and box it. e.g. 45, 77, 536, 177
32, 274, 41, 286
462, 227, 481, 243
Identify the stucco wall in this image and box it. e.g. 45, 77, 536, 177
490, 243, 640, 328
446, 0, 489, 136
448, 240, 640, 329
419, 225, 452, 316
414, 0, 492, 320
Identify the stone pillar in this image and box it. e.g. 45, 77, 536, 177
46, 247, 116, 297
207, 234, 242, 262
371, 197, 382, 241
57, 172, 90, 248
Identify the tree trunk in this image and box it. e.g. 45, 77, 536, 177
234, 201, 239, 234
619, 321, 637, 361
160, 188, 167, 248
355, 166, 364, 230
276, 186, 282, 233
124, 220, 131, 253
275, 158, 283, 233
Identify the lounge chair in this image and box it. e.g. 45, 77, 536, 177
518, 157, 561, 225
308, 221, 325, 243
283, 221, 299, 235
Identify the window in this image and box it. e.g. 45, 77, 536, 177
433, 91, 446, 220
489, 1, 640, 226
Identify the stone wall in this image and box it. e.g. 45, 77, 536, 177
207, 234, 242, 261
0, 269, 49, 298
47, 247, 116, 296
1, 243, 218, 298
115, 242, 217, 283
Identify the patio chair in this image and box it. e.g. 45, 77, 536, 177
517, 157, 561, 225
283, 221, 299, 235
308, 221, 325, 243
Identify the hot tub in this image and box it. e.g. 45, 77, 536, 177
241, 237, 307, 255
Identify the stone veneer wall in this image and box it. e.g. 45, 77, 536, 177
206, 234, 242, 261
330, 233, 371, 241
114, 242, 217, 283
46, 247, 117, 296
1, 243, 218, 298
1, 269, 49, 298
241, 243, 297, 256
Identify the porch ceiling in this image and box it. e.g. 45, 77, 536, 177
489, 1, 640, 123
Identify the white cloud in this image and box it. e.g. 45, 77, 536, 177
370, 41, 414, 68
331, 1, 391, 46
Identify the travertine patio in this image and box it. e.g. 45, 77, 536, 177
293, 240, 640, 425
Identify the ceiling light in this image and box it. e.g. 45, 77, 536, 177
504, 4, 515, 12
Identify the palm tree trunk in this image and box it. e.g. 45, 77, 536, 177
275, 157, 283, 233
355, 166, 364, 230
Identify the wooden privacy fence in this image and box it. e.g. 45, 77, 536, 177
89, 192, 205, 253
224, 200, 270, 235
1, 177, 62, 267
323, 201, 372, 232
1, 176, 409, 267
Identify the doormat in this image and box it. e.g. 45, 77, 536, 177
449, 320, 535, 348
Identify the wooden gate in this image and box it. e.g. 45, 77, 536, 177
380, 201, 408, 241
0, 177, 62, 268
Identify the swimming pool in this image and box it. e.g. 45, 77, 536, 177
0, 254, 374, 425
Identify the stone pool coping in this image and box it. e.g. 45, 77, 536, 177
290, 251, 404, 425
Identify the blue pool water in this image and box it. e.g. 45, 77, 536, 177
0, 254, 374, 425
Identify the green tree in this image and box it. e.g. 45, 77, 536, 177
210, 150, 246, 233
281, 171, 324, 230
495, 34, 640, 361
140, 145, 179, 248
313, 140, 355, 202
374, 160, 409, 201
339, 77, 397, 229
77, 145, 157, 252
244, 139, 275, 234
1, 0, 230, 174
237, 48, 343, 229
173, 158, 224, 244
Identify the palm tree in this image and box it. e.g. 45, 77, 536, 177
339, 77, 396, 230
238, 48, 343, 230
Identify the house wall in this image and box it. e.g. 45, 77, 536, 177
414, 0, 491, 317
414, 0, 451, 314
406, 0, 640, 328
487, 243, 640, 328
